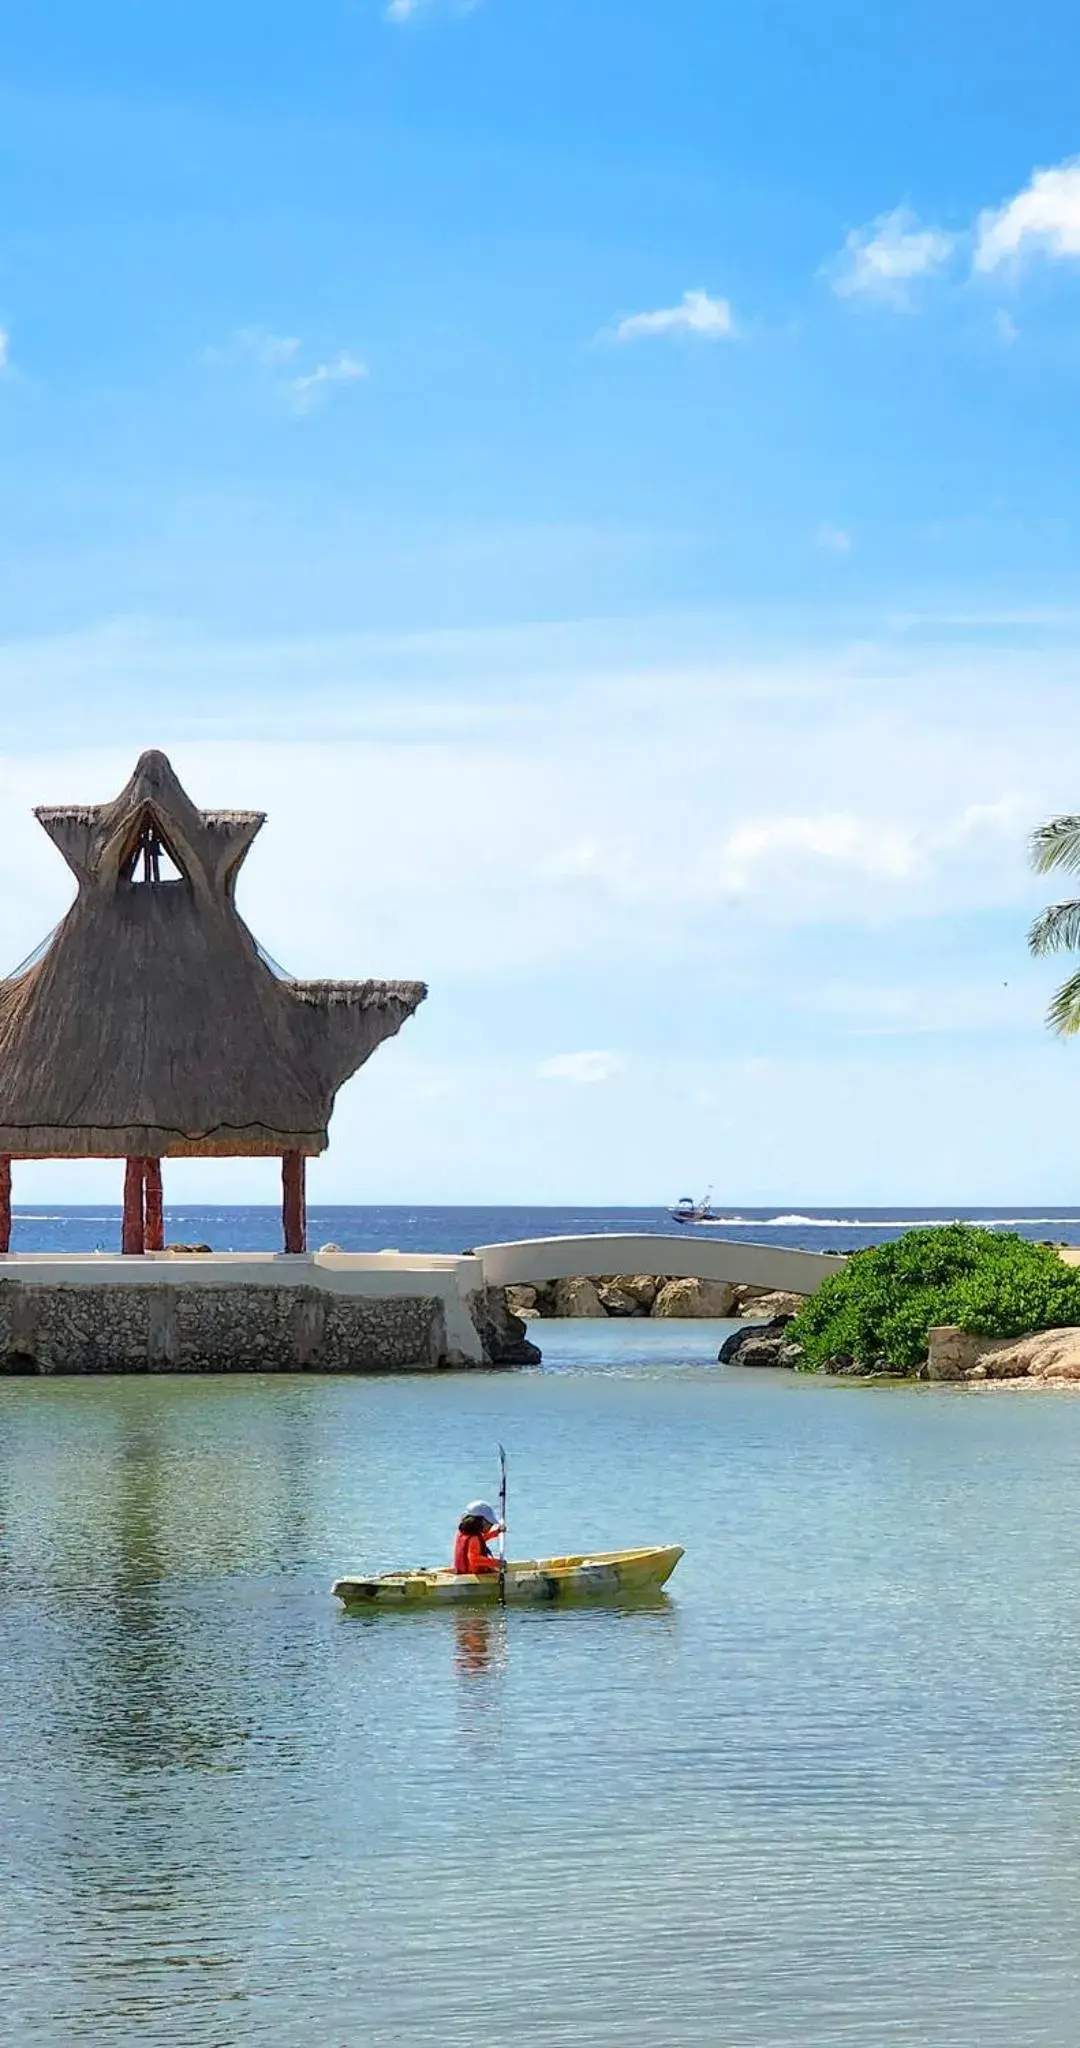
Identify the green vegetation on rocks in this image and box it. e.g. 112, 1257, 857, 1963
791, 1225, 1080, 1375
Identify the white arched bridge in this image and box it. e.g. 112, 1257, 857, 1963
474, 1233, 845, 1294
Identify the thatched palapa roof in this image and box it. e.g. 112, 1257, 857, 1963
0, 750, 426, 1157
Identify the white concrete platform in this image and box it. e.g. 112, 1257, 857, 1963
0, 1250, 488, 1363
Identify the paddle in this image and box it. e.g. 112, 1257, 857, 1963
497, 1442, 508, 1608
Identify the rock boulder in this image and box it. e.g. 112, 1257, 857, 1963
470, 1288, 543, 1366
619, 1274, 660, 1310
718, 1315, 801, 1368
596, 1280, 646, 1317
653, 1276, 739, 1318
553, 1275, 606, 1318
736, 1289, 806, 1320
927, 1323, 1080, 1382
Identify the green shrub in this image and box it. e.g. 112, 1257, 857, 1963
791, 1225, 1080, 1374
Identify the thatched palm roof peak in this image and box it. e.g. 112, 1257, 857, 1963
36, 748, 266, 896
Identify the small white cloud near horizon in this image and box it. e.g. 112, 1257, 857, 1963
815, 524, 852, 553
609, 289, 734, 344
975, 158, 1080, 272
829, 205, 955, 305
538, 1051, 624, 1085
287, 353, 368, 413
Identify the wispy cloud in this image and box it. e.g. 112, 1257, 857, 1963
203, 328, 301, 369
0, 331, 11, 373
286, 353, 368, 414
815, 524, 852, 553
538, 1051, 624, 1084
385, 0, 482, 18
205, 332, 366, 413
608, 289, 734, 344
829, 205, 956, 305
975, 158, 1080, 273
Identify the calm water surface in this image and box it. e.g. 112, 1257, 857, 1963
5, 1322, 1080, 2045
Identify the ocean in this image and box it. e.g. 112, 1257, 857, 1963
10, 1200, 1080, 1255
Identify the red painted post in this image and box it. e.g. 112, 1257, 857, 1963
122, 1156, 146, 1255
282, 1152, 307, 1253
0, 1156, 11, 1254
144, 1158, 164, 1252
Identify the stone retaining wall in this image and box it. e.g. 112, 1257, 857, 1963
0, 1278, 510, 1374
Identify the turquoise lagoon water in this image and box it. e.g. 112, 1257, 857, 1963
6, 1320, 1080, 2044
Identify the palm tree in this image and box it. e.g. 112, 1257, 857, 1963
1029, 815, 1080, 1033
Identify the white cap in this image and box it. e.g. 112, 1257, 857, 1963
463, 1500, 497, 1524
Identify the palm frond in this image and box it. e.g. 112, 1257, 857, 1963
1029, 899, 1080, 956
1047, 969, 1080, 1036
1030, 815, 1080, 875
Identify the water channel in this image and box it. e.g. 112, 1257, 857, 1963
4, 1320, 1080, 2044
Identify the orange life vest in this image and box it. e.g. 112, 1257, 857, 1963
453, 1530, 499, 1575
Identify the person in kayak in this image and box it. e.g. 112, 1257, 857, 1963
453, 1501, 504, 1575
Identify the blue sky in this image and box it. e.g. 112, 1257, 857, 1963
4, 0, 1080, 1204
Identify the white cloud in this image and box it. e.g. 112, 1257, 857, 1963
975, 158, 1080, 272
609, 289, 734, 344
815, 524, 852, 553
830, 205, 955, 305
0, 331, 10, 372
538, 1051, 624, 1084
287, 353, 368, 413
708, 813, 920, 891
993, 309, 1019, 344
205, 333, 366, 412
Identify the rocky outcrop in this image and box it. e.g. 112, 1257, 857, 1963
553, 1275, 606, 1318
653, 1277, 738, 1318
734, 1287, 806, 1320
469, 1288, 543, 1367
926, 1323, 1080, 1383
491, 1273, 796, 1322
596, 1280, 644, 1317
619, 1275, 661, 1310
505, 1283, 541, 1319
718, 1315, 802, 1368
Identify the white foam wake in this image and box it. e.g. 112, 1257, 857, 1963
687, 1214, 1080, 1230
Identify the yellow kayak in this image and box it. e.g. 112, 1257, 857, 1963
332, 1544, 684, 1609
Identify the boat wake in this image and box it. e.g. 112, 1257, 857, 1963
687, 1213, 1080, 1230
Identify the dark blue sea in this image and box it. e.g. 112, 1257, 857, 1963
11, 1201, 1080, 1255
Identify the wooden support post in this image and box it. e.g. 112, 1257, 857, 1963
144, 1158, 164, 1252
282, 1151, 307, 1254
0, 1156, 11, 1255
122, 1156, 146, 1255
